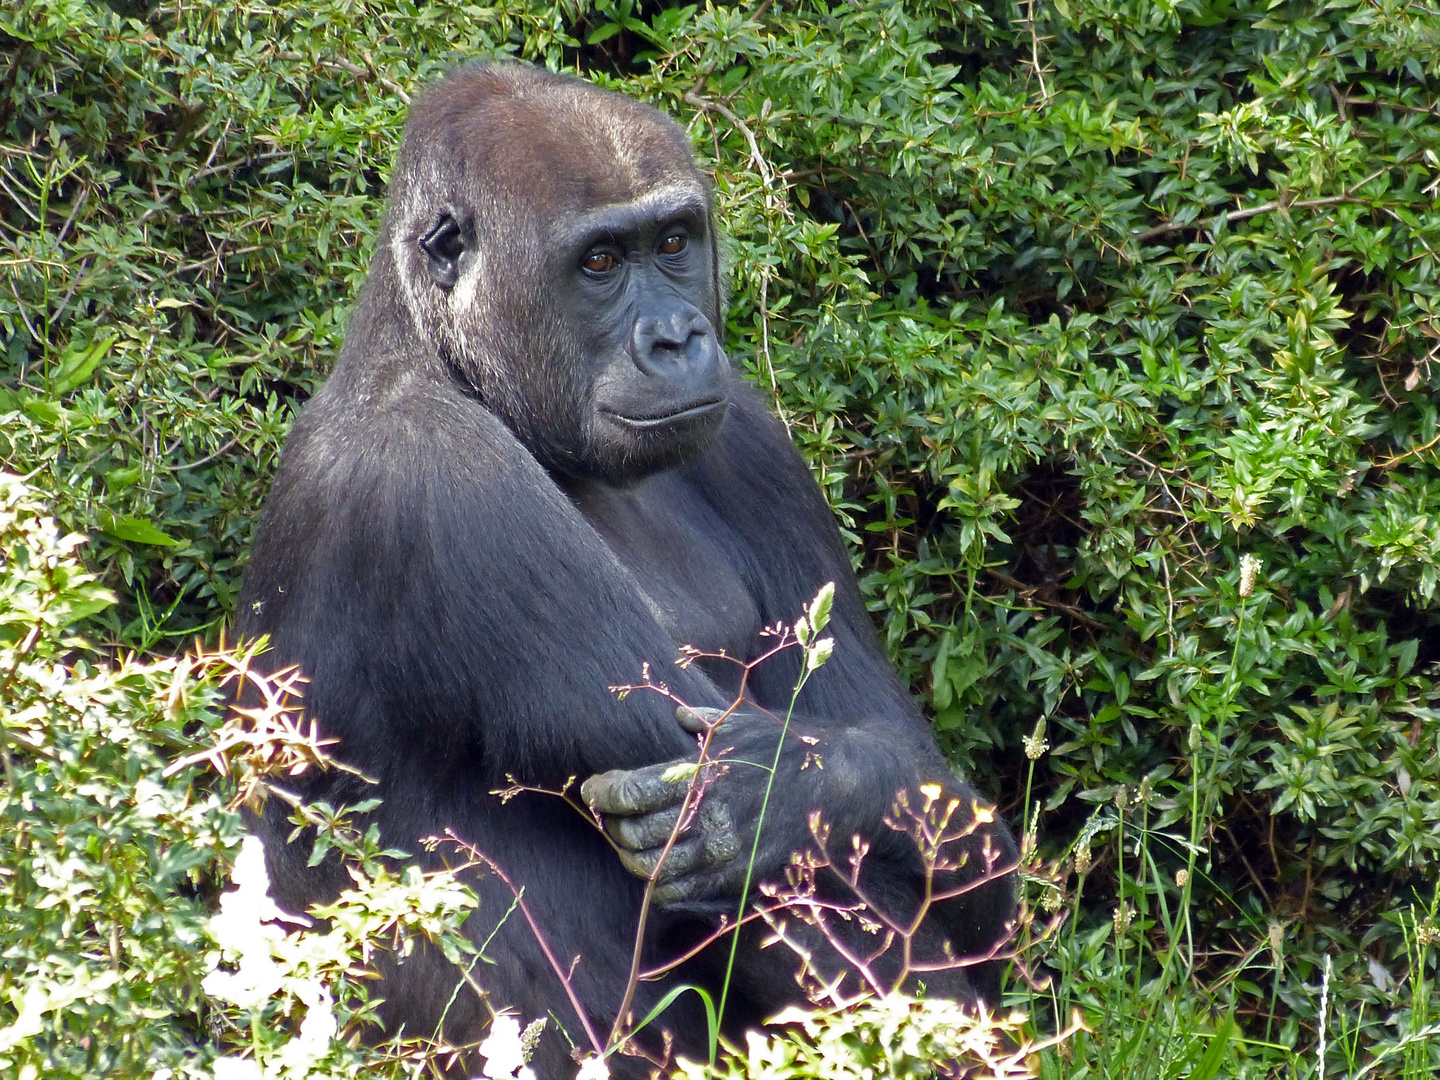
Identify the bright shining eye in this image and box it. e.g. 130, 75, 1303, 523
583, 251, 618, 273
658, 234, 688, 255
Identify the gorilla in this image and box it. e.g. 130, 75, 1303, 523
237, 62, 1015, 1077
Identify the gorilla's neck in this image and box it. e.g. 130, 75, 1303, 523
330, 249, 449, 393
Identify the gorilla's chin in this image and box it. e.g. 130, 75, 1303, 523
585, 402, 729, 484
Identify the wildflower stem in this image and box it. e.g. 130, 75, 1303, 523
714, 678, 804, 1058
1177, 573, 1251, 979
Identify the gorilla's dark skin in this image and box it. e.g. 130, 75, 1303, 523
237, 63, 1016, 1078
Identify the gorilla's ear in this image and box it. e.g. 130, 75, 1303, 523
419, 213, 466, 290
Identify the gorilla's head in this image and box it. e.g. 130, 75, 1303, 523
383, 63, 730, 484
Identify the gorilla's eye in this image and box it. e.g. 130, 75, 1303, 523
658, 234, 688, 256
583, 251, 619, 274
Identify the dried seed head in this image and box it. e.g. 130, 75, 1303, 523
1021, 826, 1038, 861
520, 1018, 548, 1053
1268, 921, 1284, 963
1113, 902, 1134, 935
1023, 718, 1050, 760
1238, 554, 1261, 598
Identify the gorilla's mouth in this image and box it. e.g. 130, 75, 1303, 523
602, 400, 726, 430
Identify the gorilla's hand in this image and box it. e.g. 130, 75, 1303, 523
581, 706, 762, 905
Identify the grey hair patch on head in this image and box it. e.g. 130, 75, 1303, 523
593, 179, 710, 221
390, 229, 431, 342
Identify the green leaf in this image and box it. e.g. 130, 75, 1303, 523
98, 511, 182, 547
22, 398, 64, 424
51, 334, 115, 395
1189, 1018, 1239, 1080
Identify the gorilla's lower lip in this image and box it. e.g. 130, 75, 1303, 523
602, 400, 725, 430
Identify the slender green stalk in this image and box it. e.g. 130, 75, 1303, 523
1177, 585, 1250, 979
1115, 794, 1127, 975
714, 586, 833, 1060
713, 673, 807, 1057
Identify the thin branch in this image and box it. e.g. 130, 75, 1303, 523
54, 187, 87, 246
158, 436, 242, 473
8, 277, 40, 342
445, 831, 605, 1056
1135, 165, 1394, 242
51, 256, 93, 327
1375, 431, 1440, 471
270, 50, 411, 104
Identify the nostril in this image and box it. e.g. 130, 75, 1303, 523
633, 315, 710, 372
652, 320, 693, 349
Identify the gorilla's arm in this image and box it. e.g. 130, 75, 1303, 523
580, 388, 1015, 931
238, 355, 725, 793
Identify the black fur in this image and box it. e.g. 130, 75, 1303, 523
237, 62, 1016, 1078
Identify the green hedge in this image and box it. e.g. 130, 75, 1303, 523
4, 0, 1440, 1074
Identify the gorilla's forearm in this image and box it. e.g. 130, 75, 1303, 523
584, 710, 992, 906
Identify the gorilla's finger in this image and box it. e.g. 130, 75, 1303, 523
652, 845, 739, 905
612, 807, 740, 889
616, 836, 701, 882
581, 764, 686, 815
676, 705, 728, 733
651, 877, 702, 906
606, 805, 684, 851
648, 834, 736, 886
696, 800, 739, 863
650, 810, 740, 885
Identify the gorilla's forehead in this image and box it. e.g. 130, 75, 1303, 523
409, 66, 703, 218
480, 103, 696, 212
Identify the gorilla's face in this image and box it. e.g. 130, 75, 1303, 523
389, 68, 731, 485
558, 183, 730, 479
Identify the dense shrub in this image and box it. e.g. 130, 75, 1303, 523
0, 472, 240, 1077
0, 470, 495, 1078
4, 0, 1440, 1075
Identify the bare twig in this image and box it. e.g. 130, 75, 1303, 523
444, 831, 605, 1055
54, 186, 87, 246
1375, 430, 1440, 470
1135, 165, 1394, 242
158, 436, 242, 473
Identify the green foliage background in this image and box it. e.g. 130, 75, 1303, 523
4, 0, 1440, 1075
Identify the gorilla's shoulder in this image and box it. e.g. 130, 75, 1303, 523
283, 365, 542, 488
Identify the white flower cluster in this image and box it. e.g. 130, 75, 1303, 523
203, 835, 337, 1080
1238, 553, 1261, 598
476, 1014, 533, 1080
473, 1014, 603, 1080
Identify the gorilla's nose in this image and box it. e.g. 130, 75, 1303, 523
632, 306, 718, 385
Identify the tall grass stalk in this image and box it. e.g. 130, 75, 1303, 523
1318, 953, 1332, 1080
1175, 558, 1256, 981
713, 584, 835, 1059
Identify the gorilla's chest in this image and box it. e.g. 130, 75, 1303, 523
561, 473, 761, 663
